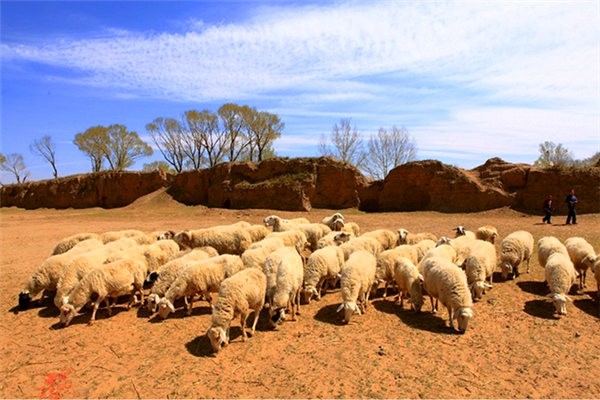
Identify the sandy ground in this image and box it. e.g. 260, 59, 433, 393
1, 192, 599, 399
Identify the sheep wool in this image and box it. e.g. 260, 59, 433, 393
156, 254, 244, 319
412, 239, 436, 262
303, 245, 345, 303
19, 238, 104, 310
337, 250, 377, 324
268, 246, 304, 327
564, 236, 597, 289
375, 245, 419, 298
207, 268, 267, 353
362, 229, 398, 251
397, 229, 437, 245
59, 258, 147, 326
422, 256, 474, 333
544, 252, 577, 316
537, 236, 569, 268
393, 257, 424, 312
475, 225, 499, 244
339, 236, 384, 261
499, 230, 534, 280
463, 240, 496, 301
51, 233, 101, 255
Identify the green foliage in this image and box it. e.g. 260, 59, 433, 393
74, 126, 107, 172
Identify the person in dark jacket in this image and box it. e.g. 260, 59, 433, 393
542, 194, 554, 224
565, 189, 578, 225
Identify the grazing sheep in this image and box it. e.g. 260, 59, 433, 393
145, 247, 218, 313
330, 218, 361, 236
375, 245, 419, 299
332, 232, 355, 245
336, 250, 377, 324
18, 238, 104, 310
454, 226, 476, 240
241, 238, 286, 270
564, 237, 597, 289
544, 253, 578, 316
321, 213, 345, 229
317, 231, 345, 249
156, 255, 245, 319
303, 245, 345, 303
537, 236, 569, 268
463, 241, 496, 301
51, 233, 101, 255
105, 239, 181, 273
173, 227, 252, 255
420, 244, 457, 266
475, 225, 499, 244
271, 222, 332, 251
422, 256, 474, 333
393, 257, 424, 312
448, 235, 478, 267
412, 239, 436, 262
100, 229, 146, 244
243, 224, 270, 243
339, 236, 384, 260
59, 258, 147, 326
53, 237, 141, 308
362, 229, 398, 250
206, 268, 267, 353
264, 230, 310, 255
397, 229, 437, 245
262, 246, 301, 308
263, 215, 308, 231
499, 230, 534, 280
267, 247, 304, 327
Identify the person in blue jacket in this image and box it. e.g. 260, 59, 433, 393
565, 189, 578, 225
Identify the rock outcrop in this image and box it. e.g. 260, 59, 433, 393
1, 157, 598, 214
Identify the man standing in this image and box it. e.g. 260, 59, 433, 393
542, 194, 553, 224
565, 189, 578, 225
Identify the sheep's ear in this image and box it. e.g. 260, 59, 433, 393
418, 274, 424, 284
336, 304, 344, 313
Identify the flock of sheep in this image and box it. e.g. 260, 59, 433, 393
17, 212, 600, 353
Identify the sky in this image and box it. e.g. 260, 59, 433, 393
1, 0, 599, 183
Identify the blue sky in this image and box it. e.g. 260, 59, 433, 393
1, 0, 599, 183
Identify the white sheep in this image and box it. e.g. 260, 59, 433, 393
267, 246, 304, 327
537, 236, 569, 268
397, 229, 437, 245
173, 227, 252, 255
156, 254, 245, 319
145, 247, 218, 313
338, 236, 384, 260
264, 230, 310, 255
564, 236, 597, 289
321, 213, 345, 229
475, 225, 499, 244
51, 233, 101, 255
593, 259, 600, 316
59, 258, 147, 326
362, 229, 398, 250
105, 239, 181, 274
330, 218, 361, 236
454, 226, 476, 240
448, 235, 478, 267
18, 238, 104, 310
206, 267, 267, 353
499, 230, 534, 280
317, 231, 344, 249
544, 252, 578, 316
336, 250, 377, 324
393, 257, 424, 312
463, 240, 496, 301
421, 256, 474, 333
263, 215, 308, 231
53, 237, 141, 308
412, 239, 436, 263
243, 224, 270, 243
241, 237, 286, 270
303, 245, 345, 303
375, 245, 419, 299
262, 246, 301, 309
100, 229, 146, 244
420, 243, 457, 266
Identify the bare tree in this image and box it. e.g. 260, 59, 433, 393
534, 141, 573, 168
146, 118, 186, 173
244, 108, 283, 162
184, 110, 225, 169
319, 118, 366, 169
29, 135, 58, 179
218, 103, 251, 162
362, 126, 417, 179
0, 152, 30, 183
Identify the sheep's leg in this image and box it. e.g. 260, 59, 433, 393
428, 295, 437, 313
240, 312, 249, 341
186, 296, 196, 316
447, 306, 454, 330
250, 308, 260, 336
90, 296, 107, 325
295, 289, 301, 316
205, 293, 213, 309
582, 270, 587, 289
104, 298, 113, 315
